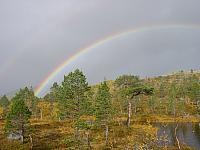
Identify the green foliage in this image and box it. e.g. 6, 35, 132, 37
115, 75, 141, 114
115, 75, 154, 117
0, 95, 10, 118
82, 87, 95, 116
64, 137, 82, 149
58, 69, 89, 127
115, 75, 141, 98
15, 87, 38, 117
50, 82, 59, 99
5, 89, 32, 141
6, 100, 31, 131
1, 70, 200, 149
168, 83, 177, 115
0, 95, 9, 108
187, 75, 200, 103
159, 81, 166, 98
44, 82, 59, 102
148, 95, 157, 113
115, 75, 153, 97
125, 85, 154, 97
46, 82, 60, 119
115, 75, 140, 89
95, 81, 113, 125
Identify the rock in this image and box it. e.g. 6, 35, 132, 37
7, 131, 22, 141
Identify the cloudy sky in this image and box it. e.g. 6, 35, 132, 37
0, 0, 200, 96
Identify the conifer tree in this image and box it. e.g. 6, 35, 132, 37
95, 81, 112, 145
49, 82, 59, 119
115, 75, 153, 127
168, 83, 177, 116
159, 81, 165, 98
0, 95, 9, 108
148, 95, 157, 113
115, 75, 141, 115
0, 95, 10, 118
21, 87, 38, 117
58, 69, 89, 137
188, 75, 200, 102
187, 75, 200, 111
5, 89, 32, 143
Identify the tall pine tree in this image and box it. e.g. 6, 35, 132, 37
58, 69, 89, 137
5, 88, 32, 143
95, 81, 113, 145
168, 83, 177, 116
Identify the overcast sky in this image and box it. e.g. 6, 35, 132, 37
0, 0, 200, 96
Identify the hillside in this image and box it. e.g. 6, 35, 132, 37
0, 70, 200, 150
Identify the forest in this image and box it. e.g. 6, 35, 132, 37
0, 69, 200, 150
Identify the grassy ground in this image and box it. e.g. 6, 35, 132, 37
0, 119, 158, 150
0, 116, 198, 150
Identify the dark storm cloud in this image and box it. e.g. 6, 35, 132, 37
0, 0, 200, 95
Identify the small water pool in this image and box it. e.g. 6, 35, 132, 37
155, 122, 200, 149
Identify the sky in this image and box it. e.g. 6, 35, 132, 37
0, 0, 200, 96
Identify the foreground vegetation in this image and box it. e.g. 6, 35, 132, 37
0, 69, 200, 149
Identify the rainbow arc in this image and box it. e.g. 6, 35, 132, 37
35, 24, 200, 97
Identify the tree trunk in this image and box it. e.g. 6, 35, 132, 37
175, 124, 181, 150
40, 110, 43, 120
165, 106, 168, 115
173, 104, 176, 117
127, 101, 132, 128
106, 125, 109, 145
86, 131, 92, 149
21, 124, 25, 144
75, 127, 79, 140
20, 130, 24, 144
29, 134, 33, 149
50, 97, 54, 119
21, 135, 24, 144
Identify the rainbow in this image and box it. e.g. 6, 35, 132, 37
35, 24, 200, 97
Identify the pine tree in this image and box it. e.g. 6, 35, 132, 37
58, 69, 89, 137
83, 87, 95, 116
20, 87, 38, 117
0, 95, 10, 118
95, 81, 112, 145
148, 95, 157, 114
187, 75, 200, 111
0, 95, 9, 108
115, 75, 141, 115
5, 89, 32, 143
159, 81, 165, 98
115, 75, 153, 127
168, 83, 177, 116
49, 82, 59, 119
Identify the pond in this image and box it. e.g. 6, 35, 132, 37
155, 122, 200, 149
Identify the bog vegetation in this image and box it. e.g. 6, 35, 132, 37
0, 69, 200, 149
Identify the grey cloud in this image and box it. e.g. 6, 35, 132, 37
0, 0, 200, 95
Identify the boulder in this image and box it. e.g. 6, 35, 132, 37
7, 131, 22, 141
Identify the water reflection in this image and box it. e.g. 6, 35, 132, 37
155, 122, 200, 149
